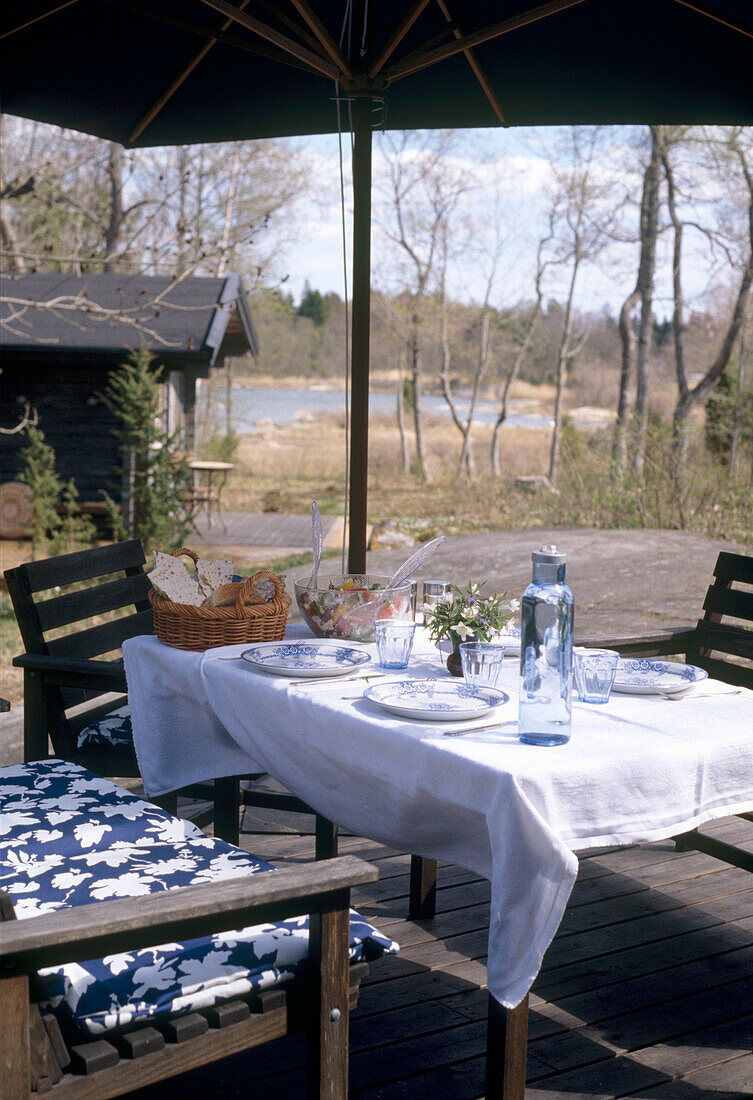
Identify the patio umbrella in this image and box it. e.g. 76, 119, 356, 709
3, 0, 752, 569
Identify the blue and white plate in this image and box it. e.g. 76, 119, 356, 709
241, 642, 371, 678
612, 658, 708, 695
363, 679, 509, 721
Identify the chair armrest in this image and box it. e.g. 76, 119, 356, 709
12, 653, 127, 692
0, 855, 377, 974
575, 628, 697, 657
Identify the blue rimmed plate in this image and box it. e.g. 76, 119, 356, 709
241, 642, 371, 678
363, 679, 509, 721
612, 658, 708, 694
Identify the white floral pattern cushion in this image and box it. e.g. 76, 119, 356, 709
77, 705, 133, 749
0, 760, 398, 1038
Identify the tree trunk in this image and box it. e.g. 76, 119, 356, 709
217, 143, 241, 278
437, 278, 473, 476
225, 361, 234, 436
548, 259, 580, 483
410, 310, 425, 478
396, 350, 411, 473
729, 316, 748, 472
631, 127, 662, 472
613, 288, 640, 474
492, 261, 544, 476
0, 206, 26, 271
104, 142, 124, 273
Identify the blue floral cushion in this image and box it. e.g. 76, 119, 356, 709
0, 760, 398, 1038
77, 705, 133, 750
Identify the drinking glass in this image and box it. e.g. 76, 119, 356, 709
421, 580, 452, 624
459, 642, 507, 689
375, 619, 417, 670
573, 648, 620, 704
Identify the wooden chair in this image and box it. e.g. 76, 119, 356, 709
3, 540, 238, 830
3, 540, 337, 845
588, 549, 753, 871
1, 854, 376, 1099
5, 540, 152, 779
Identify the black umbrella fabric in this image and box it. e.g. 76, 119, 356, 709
3, 0, 753, 566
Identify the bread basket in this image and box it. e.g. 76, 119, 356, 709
148, 548, 291, 651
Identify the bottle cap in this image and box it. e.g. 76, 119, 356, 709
532, 544, 567, 564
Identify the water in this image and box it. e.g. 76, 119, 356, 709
212, 386, 555, 433
518, 565, 574, 747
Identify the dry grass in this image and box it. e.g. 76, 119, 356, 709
223, 411, 552, 526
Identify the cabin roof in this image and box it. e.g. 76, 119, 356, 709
0, 272, 258, 365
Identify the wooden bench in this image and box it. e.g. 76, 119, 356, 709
0, 760, 392, 1099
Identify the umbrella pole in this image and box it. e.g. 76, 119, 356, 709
347, 95, 373, 575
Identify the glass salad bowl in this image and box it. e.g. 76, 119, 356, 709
294, 574, 413, 643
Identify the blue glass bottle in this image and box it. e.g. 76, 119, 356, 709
518, 545, 574, 746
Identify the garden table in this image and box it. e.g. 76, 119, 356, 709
186, 459, 235, 529
124, 627, 753, 1092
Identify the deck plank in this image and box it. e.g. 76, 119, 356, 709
120, 819, 753, 1099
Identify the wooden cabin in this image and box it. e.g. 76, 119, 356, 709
0, 272, 258, 527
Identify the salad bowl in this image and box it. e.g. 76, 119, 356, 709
295, 574, 412, 642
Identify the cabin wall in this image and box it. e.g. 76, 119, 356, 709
0, 361, 123, 503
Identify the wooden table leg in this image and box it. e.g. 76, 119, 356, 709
213, 776, 240, 845
409, 855, 437, 919
316, 815, 339, 860
485, 991, 528, 1099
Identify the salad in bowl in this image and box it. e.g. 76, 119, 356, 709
295, 574, 412, 642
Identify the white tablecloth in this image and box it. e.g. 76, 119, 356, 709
123, 627, 753, 1009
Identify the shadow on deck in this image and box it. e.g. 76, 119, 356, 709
122, 808, 753, 1099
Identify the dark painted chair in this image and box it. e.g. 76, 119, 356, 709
3, 540, 337, 847
591, 549, 753, 871
4, 540, 238, 830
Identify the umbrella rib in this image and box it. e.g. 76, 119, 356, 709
126, 0, 254, 144
1, 0, 78, 39
287, 0, 353, 80
434, 0, 506, 125
117, 1, 329, 145
384, 0, 589, 82
670, 0, 753, 40
253, 0, 324, 54
197, 0, 340, 79
367, 0, 432, 78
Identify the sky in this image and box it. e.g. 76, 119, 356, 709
274, 125, 731, 322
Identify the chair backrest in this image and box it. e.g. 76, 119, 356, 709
4, 540, 152, 750
686, 551, 753, 688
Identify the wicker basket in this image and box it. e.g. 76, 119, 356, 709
149, 548, 291, 651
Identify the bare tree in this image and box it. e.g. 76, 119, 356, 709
543, 128, 615, 484
491, 241, 547, 476
613, 126, 664, 475
377, 130, 470, 478
660, 127, 753, 505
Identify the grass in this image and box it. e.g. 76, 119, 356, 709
219, 409, 753, 546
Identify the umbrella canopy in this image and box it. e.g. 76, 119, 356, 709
3, 0, 753, 565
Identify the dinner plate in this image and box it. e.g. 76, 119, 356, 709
241, 642, 371, 677
363, 679, 509, 721
611, 658, 708, 694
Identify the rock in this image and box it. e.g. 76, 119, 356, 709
369, 522, 418, 552
515, 475, 560, 495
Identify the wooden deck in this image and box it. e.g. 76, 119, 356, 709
122, 811, 753, 1099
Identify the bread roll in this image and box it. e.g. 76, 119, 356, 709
202, 576, 282, 608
